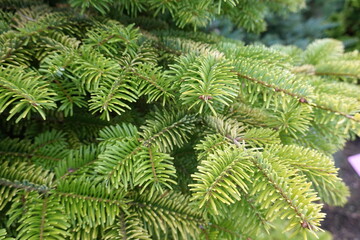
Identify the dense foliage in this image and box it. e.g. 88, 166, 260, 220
206, 0, 345, 48
329, 0, 360, 50
0, 0, 359, 239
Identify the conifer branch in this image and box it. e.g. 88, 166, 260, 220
235, 72, 359, 123
315, 72, 359, 78
148, 147, 158, 183
242, 194, 268, 226
0, 179, 49, 194
39, 197, 48, 240
250, 157, 311, 229
150, 35, 359, 123
0, 179, 125, 206
0, 151, 62, 161
57, 192, 124, 206
131, 70, 169, 96
210, 224, 245, 239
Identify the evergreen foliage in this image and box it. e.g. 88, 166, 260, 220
0, 0, 359, 239
329, 0, 360, 50
206, 0, 345, 48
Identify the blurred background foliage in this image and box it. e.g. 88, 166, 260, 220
206, 0, 359, 50
328, 0, 360, 50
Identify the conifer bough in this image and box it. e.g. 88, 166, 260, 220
0, 0, 359, 239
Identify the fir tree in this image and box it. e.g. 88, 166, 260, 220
0, 0, 359, 239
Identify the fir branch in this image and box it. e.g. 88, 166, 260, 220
140, 109, 197, 152
0, 179, 49, 194
130, 191, 203, 239
39, 196, 48, 240
148, 147, 158, 183
210, 224, 244, 239
251, 157, 309, 227
56, 192, 124, 206
132, 70, 167, 95
16, 193, 71, 240
248, 153, 324, 233
0, 151, 62, 161
315, 72, 359, 77
190, 147, 253, 215
103, 211, 152, 240
0, 67, 56, 121
242, 194, 269, 227
235, 71, 360, 123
